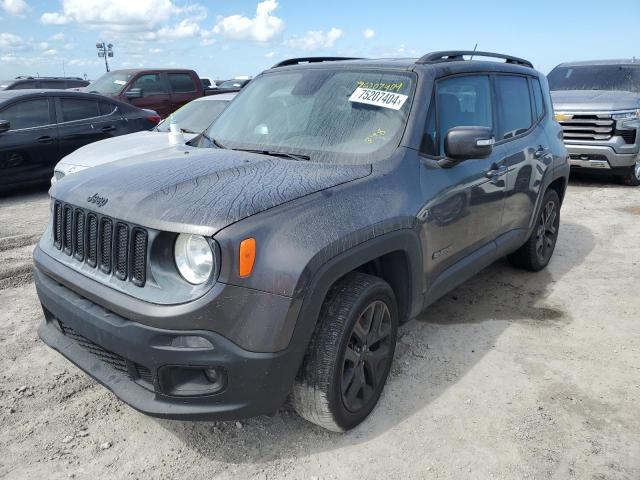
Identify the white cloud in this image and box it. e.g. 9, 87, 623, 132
0, 31, 23, 49
50, 32, 65, 42
40, 12, 69, 24
41, 0, 179, 30
157, 18, 200, 39
285, 27, 343, 51
363, 28, 375, 39
264, 51, 275, 58
43, 48, 58, 56
213, 0, 284, 43
1, 0, 28, 17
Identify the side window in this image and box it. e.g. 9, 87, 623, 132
60, 98, 100, 122
168, 73, 196, 93
435, 75, 493, 154
531, 78, 545, 121
12, 81, 38, 89
495, 75, 533, 139
0, 98, 51, 129
131, 74, 167, 97
99, 101, 116, 116
45, 80, 67, 89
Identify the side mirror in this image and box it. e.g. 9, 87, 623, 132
124, 88, 142, 99
443, 126, 494, 164
0, 120, 9, 133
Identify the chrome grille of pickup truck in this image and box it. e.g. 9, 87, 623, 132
52, 200, 148, 287
557, 113, 614, 141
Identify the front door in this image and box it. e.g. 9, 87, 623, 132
418, 74, 506, 282
126, 73, 172, 118
0, 97, 59, 187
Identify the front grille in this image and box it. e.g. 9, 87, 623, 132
51, 200, 148, 287
114, 223, 129, 280
58, 320, 155, 387
100, 218, 113, 274
558, 114, 614, 141
59, 321, 128, 373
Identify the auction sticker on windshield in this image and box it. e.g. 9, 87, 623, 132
349, 87, 408, 110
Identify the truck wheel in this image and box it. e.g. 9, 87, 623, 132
292, 272, 398, 431
508, 189, 560, 271
617, 163, 640, 186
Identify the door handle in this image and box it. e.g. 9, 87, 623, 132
534, 146, 548, 158
37, 135, 54, 144
486, 164, 507, 179
101, 125, 116, 132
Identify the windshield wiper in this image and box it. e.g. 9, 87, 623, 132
230, 148, 311, 161
180, 128, 198, 134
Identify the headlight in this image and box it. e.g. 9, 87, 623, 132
612, 109, 640, 120
174, 234, 214, 284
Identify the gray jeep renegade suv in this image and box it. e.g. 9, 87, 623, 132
34, 52, 569, 431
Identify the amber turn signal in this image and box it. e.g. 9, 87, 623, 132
239, 238, 256, 278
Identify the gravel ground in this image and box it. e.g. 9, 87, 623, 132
0, 176, 639, 480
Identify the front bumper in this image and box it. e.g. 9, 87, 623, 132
566, 144, 639, 171
34, 262, 301, 420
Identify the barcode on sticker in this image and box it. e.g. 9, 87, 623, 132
349, 87, 408, 110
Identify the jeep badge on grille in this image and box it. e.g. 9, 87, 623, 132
87, 193, 109, 207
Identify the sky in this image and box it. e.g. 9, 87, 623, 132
0, 0, 639, 81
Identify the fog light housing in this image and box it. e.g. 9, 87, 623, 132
158, 365, 227, 397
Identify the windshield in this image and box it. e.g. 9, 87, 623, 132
157, 99, 231, 133
204, 69, 415, 163
548, 65, 640, 93
85, 71, 133, 95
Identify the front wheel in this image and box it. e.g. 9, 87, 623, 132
617, 163, 640, 187
292, 272, 398, 431
508, 189, 561, 271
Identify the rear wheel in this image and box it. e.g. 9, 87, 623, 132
292, 272, 398, 431
508, 189, 561, 271
617, 163, 640, 186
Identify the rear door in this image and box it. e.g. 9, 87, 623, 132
125, 72, 172, 118
495, 74, 553, 237
168, 72, 199, 112
56, 96, 125, 158
419, 74, 506, 282
0, 97, 59, 187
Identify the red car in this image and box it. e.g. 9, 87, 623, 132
84, 69, 205, 118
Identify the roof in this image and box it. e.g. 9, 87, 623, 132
105, 68, 197, 74
556, 59, 640, 67
0, 89, 122, 102
265, 52, 537, 75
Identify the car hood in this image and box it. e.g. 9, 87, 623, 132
551, 90, 640, 112
50, 146, 372, 236
57, 131, 197, 168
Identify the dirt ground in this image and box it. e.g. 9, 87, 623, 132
0, 175, 639, 480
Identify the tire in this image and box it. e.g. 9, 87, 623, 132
292, 272, 398, 432
508, 189, 561, 272
617, 163, 640, 187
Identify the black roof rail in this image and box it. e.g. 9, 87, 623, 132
14, 76, 86, 80
271, 56, 364, 68
416, 51, 533, 69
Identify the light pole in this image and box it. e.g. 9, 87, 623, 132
96, 42, 114, 72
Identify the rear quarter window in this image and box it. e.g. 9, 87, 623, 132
168, 73, 196, 93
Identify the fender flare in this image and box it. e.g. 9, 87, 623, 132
280, 227, 424, 378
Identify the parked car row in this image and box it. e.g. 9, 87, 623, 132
0, 76, 90, 91
51, 92, 237, 184
0, 89, 161, 190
